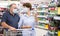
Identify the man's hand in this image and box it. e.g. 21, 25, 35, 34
9, 27, 16, 31
1, 22, 16, 31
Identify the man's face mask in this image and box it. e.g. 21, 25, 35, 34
13, 9, 19, 14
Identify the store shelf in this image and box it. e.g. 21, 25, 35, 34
37, 15, 47, 18
54, 16, 60, 20
48, 31, 57, 34
36, 1, 58, 36
38, 20, 49, 24
37, 10, 48, 13
38, 5, 48, 8
48, 12, 56, 14
36, 25, 48, 30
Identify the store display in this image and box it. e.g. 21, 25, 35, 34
36, 2, 49, 30
47, 1, 58, 36
34, 0, 58, 36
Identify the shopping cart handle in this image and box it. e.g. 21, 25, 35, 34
8, 29, 22, 31
8, 29, 31, 31
16, 29, 31, 30
16, 29, 23, 31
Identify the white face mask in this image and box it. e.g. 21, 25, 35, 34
22, 7, 29, 13
13, 9, 19, 14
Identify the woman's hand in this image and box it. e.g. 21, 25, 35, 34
21, 26, 32, 29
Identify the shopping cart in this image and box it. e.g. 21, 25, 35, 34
4, 29, 33, 36
0, 26, 4, 36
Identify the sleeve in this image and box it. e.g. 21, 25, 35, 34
18, 16, 23, 29
18, 15, 20, 23
1, 13, 7, 22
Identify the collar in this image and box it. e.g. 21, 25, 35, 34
8, 11, 17, 16
24, 14, 33, 17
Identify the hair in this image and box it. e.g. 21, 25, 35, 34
9, 3, 16, 8
23, 3, 32, 10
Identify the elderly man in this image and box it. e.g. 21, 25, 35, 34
1, 3, 20, 36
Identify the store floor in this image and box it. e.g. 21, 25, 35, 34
35, 28, 48, 36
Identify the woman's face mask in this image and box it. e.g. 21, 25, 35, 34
22, 7, 29, 12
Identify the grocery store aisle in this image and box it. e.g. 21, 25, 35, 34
35, 28, 48, 36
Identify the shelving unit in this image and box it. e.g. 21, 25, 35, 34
47, 0, 58, 36
36, 1, 58, 36
36, 2, 49, 30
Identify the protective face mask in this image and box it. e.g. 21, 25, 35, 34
13, 9, 19, 14
22, 7, 29, 13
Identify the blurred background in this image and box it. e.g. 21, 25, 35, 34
0, 0, 60, 36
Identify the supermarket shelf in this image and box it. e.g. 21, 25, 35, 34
36, 25, 48, 30
48, 31, 57, 34
38, 20, 49, 24
49, 6, 57, 7
54, 16, 60, 20
37, 10, 48, 13
37, 15, 47, 18
38, 5, 48, 8
48, 12, 56, 14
